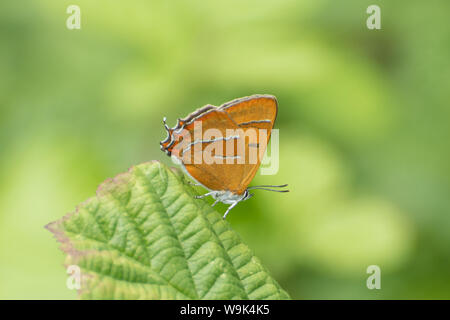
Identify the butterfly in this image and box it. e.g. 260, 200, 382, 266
160, 94, 288, 218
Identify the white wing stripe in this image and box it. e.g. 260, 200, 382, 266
181, 135, 240, 156
237, 119, 272, 126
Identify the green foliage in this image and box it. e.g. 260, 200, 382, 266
46, 161, 290, 300
2, 0, 450, 300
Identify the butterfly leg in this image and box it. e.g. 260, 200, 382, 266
211, 199, 220, 207
222, 201, 240, 219
194, 191, 215, 199
187, 181, 202, 186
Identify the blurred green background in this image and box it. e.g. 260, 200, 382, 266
1, 0, 449, 299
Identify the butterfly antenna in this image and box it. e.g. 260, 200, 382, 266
163, 117, 170, 131
251, 188, 289, 193
248, 184, 289, 193
248, 184, 288, 189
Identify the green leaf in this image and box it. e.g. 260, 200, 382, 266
46, 161, 290, 300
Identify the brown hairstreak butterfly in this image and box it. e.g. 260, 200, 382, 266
160, 94, 288, 218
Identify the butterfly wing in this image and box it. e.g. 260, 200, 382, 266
220, 94, 278, 131
219, 95, 278, 193
180, 109, 246, 192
